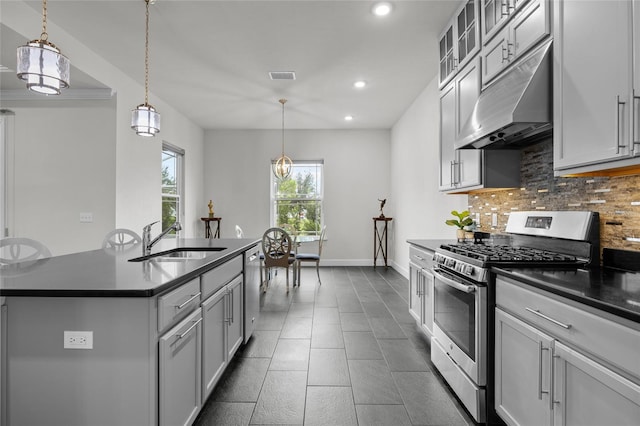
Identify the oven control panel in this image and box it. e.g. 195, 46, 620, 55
434, 252, 487, 283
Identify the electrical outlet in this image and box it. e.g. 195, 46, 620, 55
491, 213, 498, 227
79, 212, 93, 223
64, 331, 93, 349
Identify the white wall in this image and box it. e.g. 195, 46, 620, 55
389, 76, 467, 277
2, 2, 205, 254
204, 129, 390, 265
4, 103, 116, 255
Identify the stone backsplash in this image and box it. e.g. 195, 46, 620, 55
467, 138, 640, 254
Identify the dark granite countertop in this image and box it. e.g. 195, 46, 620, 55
0, 238, 260, 297
493, 267, 640, 323
407, 239, 454, 253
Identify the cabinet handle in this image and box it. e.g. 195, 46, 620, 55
178, 317, 202, 339
552, 354, 561, 409
616, 95, 628, 154
413, 255, 425, 262
249, 254, 258, 262
176, 292, 201, 310
525, 307, 572, 329
230, 289, 235, 324
633, 90, 640, 154
450, 161, 455, 186
538, 342, 550, 400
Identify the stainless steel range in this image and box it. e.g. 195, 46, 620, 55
430, 211, 600, 424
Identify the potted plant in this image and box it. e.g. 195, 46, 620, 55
446, 210, 474, 242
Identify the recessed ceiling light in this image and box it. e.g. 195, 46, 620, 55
372, 2, 393, 16
345, 115, 354, 121
353, 80, 367, 89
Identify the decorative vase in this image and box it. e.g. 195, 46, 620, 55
456, 229, 465, 242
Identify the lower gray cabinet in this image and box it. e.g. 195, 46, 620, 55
227, 276, 244, 360
202, 287, 228, 401
201, 274, 244, 403
159, 307, 203, 426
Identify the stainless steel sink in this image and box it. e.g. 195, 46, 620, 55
128, 247, 226, 262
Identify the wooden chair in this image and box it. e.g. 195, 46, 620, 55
261, 227, 297, 292
102, 229, 142, 251
295, 225, 326, 285
0, 237, 52, 264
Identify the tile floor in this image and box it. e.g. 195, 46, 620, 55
193, 266, 475, 426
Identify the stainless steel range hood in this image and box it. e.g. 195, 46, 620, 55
455, 40, 552, 150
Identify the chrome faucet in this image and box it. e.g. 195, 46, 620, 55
142, 221, 182, 256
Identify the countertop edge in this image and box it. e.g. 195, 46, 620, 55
492, 267, 640, 324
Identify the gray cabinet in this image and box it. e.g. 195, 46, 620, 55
159, 307, 203, 426
554, 0, 640, 175
440, 56, 483, 192
495, 275, 640, 426
408, 246, 434, 338
482, 0, 549, 86
439, 0, 481, 88
202, 287, 228, 400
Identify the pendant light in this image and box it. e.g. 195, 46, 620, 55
131, 0, 161, 137
273, 99, 293, 180
16, 0, 70, 95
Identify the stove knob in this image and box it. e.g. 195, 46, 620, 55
465, 266, 475, 276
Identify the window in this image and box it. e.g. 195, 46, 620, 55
162, 143, 184, 236
271, 160, 323, 236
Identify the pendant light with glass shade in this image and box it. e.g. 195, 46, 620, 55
273, 99, 293, 180
16, 0, 70, 95
131, 0, 161, 137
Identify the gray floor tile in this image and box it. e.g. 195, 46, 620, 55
355, 404, 412, 426
312, 307, 340, 324
241, 330, 280, 359
368, 317, 406, 339
269, 338, 310, 371
291, 290, 316, 303
280, 316, 313, 339
307, 348, 350, 386
255, 311, 287, 331
194, 402, 255, 426
337, 297, 364, 313
213, 357, 270, 402
393, 371, 470, 426
361, 301, 393, 318
311, 323, 345, 349
378, 339, 429, 372
287, 302, 315, 318
339, 312, 371, 332
343, 332, 383, 360
251, 371, 307, 425
348, 359, 403, 404
304, 386, 358, 426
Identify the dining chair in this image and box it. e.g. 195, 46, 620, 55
102, 228, 142, 250
0, 237, 52, 264
295, 225, 326, 285
261, 227, 297, 292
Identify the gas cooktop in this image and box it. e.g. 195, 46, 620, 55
439, 243, 579, 263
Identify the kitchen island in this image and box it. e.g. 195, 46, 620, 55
0, 238, 261, 426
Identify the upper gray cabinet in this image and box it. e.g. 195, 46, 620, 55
553, 0, 640, 176
439, 0, 481, 88
481, 0, 531, 44
481, 0, 550, 86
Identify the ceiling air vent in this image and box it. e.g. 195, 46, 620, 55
269, 71, 296, 80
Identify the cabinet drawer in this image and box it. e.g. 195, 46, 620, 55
158, 278, 201, 332
201, 256, 242, 299
409, 246, 434, 270
496, 276, 640, 379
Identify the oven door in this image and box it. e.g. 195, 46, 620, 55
431, 267, 486, 386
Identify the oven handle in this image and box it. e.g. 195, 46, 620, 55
431, 268, 476, 293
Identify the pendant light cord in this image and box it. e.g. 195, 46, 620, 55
40, 0, 49, 41
280, 98, 287, 156
144, 0, 151, 105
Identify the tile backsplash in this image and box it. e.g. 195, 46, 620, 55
467, 138, 640, 253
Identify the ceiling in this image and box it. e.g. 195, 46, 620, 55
1, 1, 458, 130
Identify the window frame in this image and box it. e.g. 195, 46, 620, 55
161, 142, 185, 237
270, 160, 324, 237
